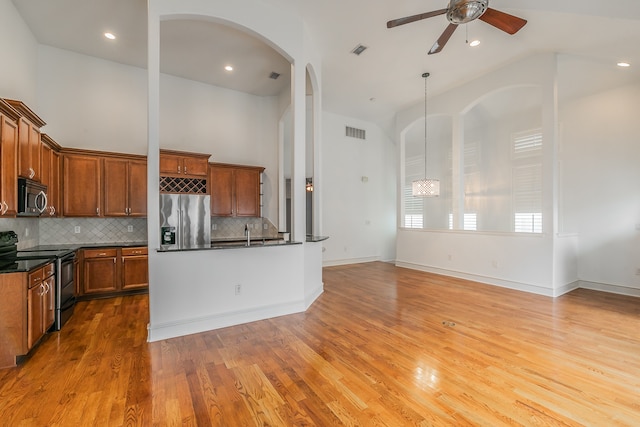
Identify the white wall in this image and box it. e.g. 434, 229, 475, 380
560, 82, 640, 296
321, 112, 397, 265
395, 54, 564, 296
0, 0, 38, 105
35, 44, 281, 222
146, 0, 323, 341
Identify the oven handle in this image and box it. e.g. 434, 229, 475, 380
60, 296, 77, 311
35, 190, 48, 214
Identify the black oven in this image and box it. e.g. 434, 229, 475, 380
56, 252, 76, 330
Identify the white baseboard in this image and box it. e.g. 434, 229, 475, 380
579, 281, 640, 298
147, 300, 307, 342
323, 256, 379, 267
396, 261, 558, 297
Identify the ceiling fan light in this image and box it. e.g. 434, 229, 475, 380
447, 0, 488, 24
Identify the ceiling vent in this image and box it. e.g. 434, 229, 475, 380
269, 71, 281, 80
351, 44, 368, 56
346, 126, 366, 140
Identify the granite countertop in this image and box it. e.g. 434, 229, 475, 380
20, 242, 148, 252
158, 239, 302, 253
0, 258, 56, 274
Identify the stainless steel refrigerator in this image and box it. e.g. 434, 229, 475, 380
160, 194, 211, 250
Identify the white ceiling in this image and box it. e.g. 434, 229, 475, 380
11, 0, 640, 129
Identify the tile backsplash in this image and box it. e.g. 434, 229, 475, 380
211, 217, 278, 240
0, 218, 39, 249
39, 218, 148, 245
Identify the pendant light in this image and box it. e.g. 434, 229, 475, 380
412, 72, 440, 197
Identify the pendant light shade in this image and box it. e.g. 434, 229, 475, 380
412, 72, 440, 197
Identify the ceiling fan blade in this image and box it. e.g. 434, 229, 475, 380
479, 8, 527, 35
428, 23, 458, 55
387, 9, 447, 29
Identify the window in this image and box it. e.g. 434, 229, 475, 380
404, 184, 423, 228
464, 213, 477, 231
512, 129, 542, 233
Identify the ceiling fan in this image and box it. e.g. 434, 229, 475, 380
387, 0, 527, 55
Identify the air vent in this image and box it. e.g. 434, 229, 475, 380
346, 126, 366, 140
351, 44, 368, 56
269, 71, 281, 80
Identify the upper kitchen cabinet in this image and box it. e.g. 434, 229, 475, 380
160, 149, 209, 178
209, 163, 264, 217
62, 151, 102, 217
0, 100, 20, 217
103, 156, 147, 217
40, 134, 62, 217
5, 99, 46, 182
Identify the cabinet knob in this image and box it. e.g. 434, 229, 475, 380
96, 207, 100, 215
29, 167, 35, 179
178, 165, 181, 173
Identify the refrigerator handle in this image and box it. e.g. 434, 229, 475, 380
178, 209, 183, 248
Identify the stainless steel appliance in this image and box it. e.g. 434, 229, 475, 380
160, 194, 211, 250
17, 178, 48, 216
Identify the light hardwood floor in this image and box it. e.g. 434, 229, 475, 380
1, 262, 639, 426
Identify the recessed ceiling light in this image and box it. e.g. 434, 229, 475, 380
617, 62, 631, 68
469, 40, 481, 47
104, 32, 116, 40
224, 65, 234, 71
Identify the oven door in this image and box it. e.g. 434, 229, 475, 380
56, 253, 76, 330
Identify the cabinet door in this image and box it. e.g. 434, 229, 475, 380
40, 142, 52, 215
103, 158, 128, 216
43, 276, 55, 331
182, 157, 208, 177
50, 151, 61, 217
27, 284, 44, 350
128, 160, 147, 216
235, 168, 261, 217
29, 125, 41, 182
63, 154, 102, 216
83, 255, 118, 294
210, 166, 234, 216
0, 114, 19, 216
159, 154, 181, 175
17, 118, 32, 179
122, 254, 148, 290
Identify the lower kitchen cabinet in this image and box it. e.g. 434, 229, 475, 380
121, 247, 148, 291
78, 246, 148, 299
0, 261, 54, 368
82, 248, 119, 295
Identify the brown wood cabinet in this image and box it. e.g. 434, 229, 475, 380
82, 248, 119, 295
27, 263, 55, 349
209, 163, 264, 217
103, 158, 147, 217
160, 149, 209, 178
6, 99, 46, 182
40, 134, 62, 217
0, 100, 20, 217
78, 246, 148, 298
0, 261, 55, 367
62, 152, 102, 217
121, 247, 149, 291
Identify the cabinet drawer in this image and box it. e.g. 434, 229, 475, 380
43, 262, 55, 278
28, 267, 44, 288
83, 248, 118, 258
122, 247, 147, 256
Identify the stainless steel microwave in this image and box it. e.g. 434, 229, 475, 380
17, 178, 47, 216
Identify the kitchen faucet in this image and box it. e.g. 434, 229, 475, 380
245, 223, 250, 246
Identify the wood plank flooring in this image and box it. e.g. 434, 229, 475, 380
1, 261, 639, 426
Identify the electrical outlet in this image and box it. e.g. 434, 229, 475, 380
212, 224, 217, 230
492, 260, 499, 268
263, 223, 268, 230
636, 268, 640, 276
74, 226, 81, 234
235, 284, 242, 295
127, 225, 133, 232
25, 228, 29, 237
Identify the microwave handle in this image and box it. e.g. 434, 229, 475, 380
35, 190, 48, 214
